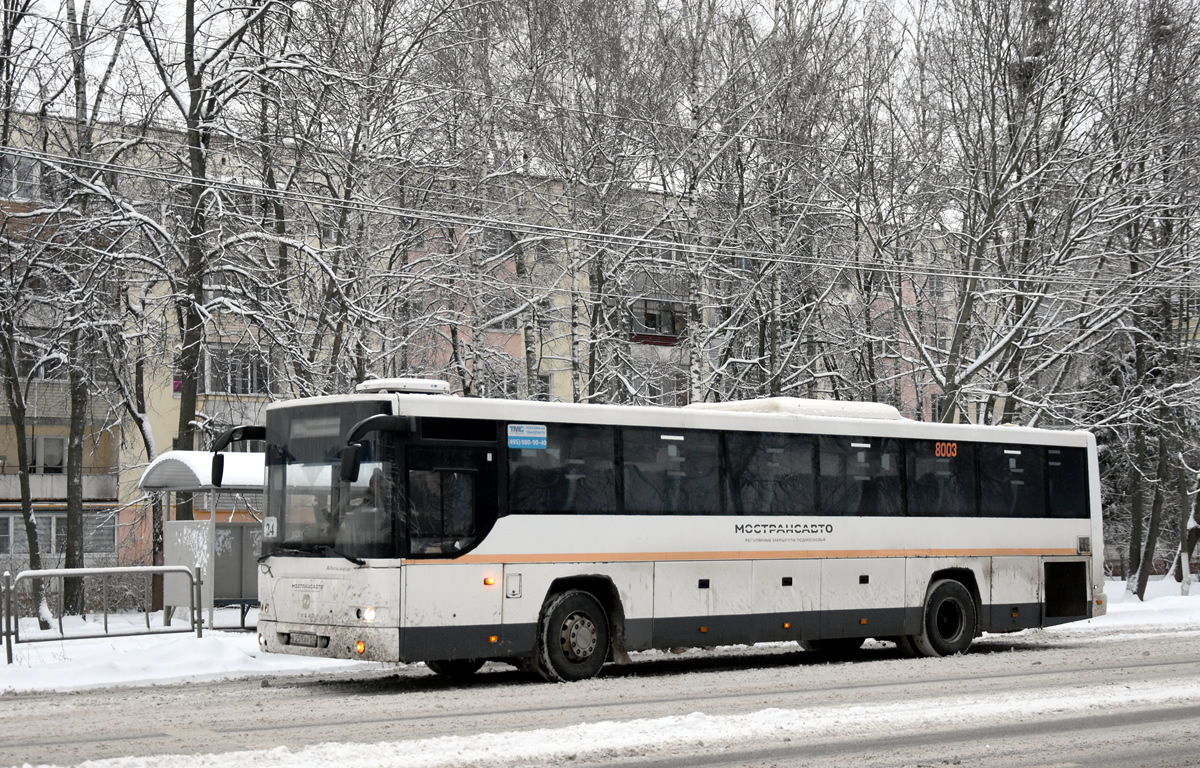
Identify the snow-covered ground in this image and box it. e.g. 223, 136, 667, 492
5, 577, 1197, 695
2, 578, 1198, 768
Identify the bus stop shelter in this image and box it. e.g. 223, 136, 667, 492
138, 451, 266, 627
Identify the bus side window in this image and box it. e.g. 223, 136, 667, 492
443, 472, 475, 536
1047, 447, 1089, 519
408, 470, 441, 536
905, 440, 977, 517
725, 432, 815, 515
622, 428, 721, 515
408, 469, 477, 554
979, 445, 1046, 518
818, 436, 902, 516
508, 424, 616, 515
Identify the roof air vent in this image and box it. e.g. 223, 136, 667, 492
354, 378, 451, 395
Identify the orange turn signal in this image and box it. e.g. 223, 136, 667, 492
355, 641, 366, 655
484, 577, 497, 586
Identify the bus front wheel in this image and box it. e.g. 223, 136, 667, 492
536, 590, 610, 682
911, 579, 976, 657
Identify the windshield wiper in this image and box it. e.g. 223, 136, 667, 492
259, 545, 365, 566
259, 547, 318, 562
313, 545, 366, 566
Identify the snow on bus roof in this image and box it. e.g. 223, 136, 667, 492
685, 397, 904, 421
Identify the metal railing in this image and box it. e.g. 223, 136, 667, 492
3, 565, 203, 664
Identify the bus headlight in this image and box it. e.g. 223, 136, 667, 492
357, 606, 376, 622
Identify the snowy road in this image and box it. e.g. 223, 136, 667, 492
4, 622, 1200, 768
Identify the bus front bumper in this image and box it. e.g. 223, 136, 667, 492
258, 618, 400, 662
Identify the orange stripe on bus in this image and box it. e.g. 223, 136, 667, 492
416, 548, 1080, 565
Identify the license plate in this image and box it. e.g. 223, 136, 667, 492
289, 632, 318, 647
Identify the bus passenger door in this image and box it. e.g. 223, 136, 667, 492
400, 445, 502, 661
402, 446, 498, 557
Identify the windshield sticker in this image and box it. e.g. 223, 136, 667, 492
264, 516, 278, 538
508, 424, 548, 449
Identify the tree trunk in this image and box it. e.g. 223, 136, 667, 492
1128, 420, 1147, 590
64, 329, 88, 614
0, 316, 50, 630
1135, 411, 1171, 600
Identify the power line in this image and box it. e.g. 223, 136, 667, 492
16, 3, 946, 168
4, 144, 1196, 297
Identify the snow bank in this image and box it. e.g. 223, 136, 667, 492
2, 578, 1197, 696
1, 579, 1198, 768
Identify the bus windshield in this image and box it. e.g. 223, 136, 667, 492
264, 401, 396, 560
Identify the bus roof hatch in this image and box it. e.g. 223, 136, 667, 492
354, 378, 451, 395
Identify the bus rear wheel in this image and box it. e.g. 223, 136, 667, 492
425, 658, 485, 678
911, 579, 976, 657
536, 590, 610, 682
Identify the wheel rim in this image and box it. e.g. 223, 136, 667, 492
559, 611, 598, 662
934, 598, 964, 642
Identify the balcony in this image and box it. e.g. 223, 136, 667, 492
0, 470, 119, 502
631, 300, 685, 347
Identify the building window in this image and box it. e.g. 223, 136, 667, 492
631, 300, 685, 345
491, 308, 521, 331
645, 375, 688, 406
82, 513, 117, 553
0, 153, 40, 199
17, 336, 66, 381
477, 370, 519, 399
27, 436, 66, 474
535, 374, 553, 401
205, 346, 273, 395
4, 513, 117, 554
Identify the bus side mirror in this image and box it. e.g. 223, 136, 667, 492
210, 424, 265, 489
212, 454, 225, 488
340, 443, 362, 483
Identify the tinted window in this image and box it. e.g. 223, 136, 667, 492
1047, 447, 1089, 519
509, 424, 617, 514
906, 440, 977, 517
265, 400, 392, 555
421, 418, 496, 442
818, 436, 902, 516
979, 444, 1045, 518
725, 432, 816, 515
622, 428, 721, 515
408, 469, 476, 554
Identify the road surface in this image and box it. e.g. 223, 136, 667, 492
2, 624, 1198, 767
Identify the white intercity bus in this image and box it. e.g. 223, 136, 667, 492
238, 378, 1106, 682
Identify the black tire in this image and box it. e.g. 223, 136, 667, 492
799, 637, 866, 655
894, 634, 920, 658
509, 656, 538, 674
536, 590, 610, 682
425, 658, 485, 678
911, 579, 976, 657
